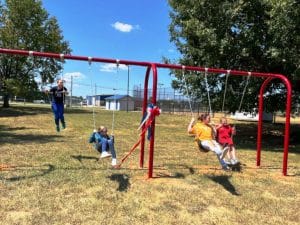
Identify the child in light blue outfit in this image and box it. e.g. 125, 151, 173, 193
89, 126, 117, 166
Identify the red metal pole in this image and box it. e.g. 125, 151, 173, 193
155, 62, 286, 79
257, 76, 292, 176
140, 66, 151, 168
148, 64, 158, 178
0, 48, 289, 79
257, 77, 273, 166
0, 48, 152, 67
281, 76, 292, 176
0, 47, 290, 79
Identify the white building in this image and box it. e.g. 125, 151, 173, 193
105, 95, 134, 111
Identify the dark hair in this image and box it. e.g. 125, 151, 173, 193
198, 114, 209, 122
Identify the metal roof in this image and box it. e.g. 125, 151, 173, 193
104, 95, 132, 100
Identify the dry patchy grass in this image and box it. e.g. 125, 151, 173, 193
0, 105, 299, 225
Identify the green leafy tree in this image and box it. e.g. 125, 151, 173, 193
168, 0, 299, 113
0, 0, 71, 107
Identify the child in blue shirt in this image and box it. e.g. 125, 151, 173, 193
89, 126, 117, 166
46, 79, 68, 132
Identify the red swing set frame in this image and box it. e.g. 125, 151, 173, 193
0, 48, 292, 177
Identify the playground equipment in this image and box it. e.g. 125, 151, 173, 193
0, 48, 292, 177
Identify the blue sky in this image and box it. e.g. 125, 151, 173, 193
42, 0, 180, 97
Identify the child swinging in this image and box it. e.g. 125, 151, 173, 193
188, 114, 230, 171
89, 126, 117, 166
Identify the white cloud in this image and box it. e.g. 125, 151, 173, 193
100, 63, 128, 72
112, 21, 136, 32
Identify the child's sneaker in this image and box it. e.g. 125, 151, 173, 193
231, 158, 239, 165
62, 122, 66, 129
220, 146, 229, 159
222, 165, 230, 171
100, 151, 111, 158
224, 159, 232, 165
112, 158, 117, 166
56, 126, 60, 132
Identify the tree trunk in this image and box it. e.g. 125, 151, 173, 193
3, 93, 10, 108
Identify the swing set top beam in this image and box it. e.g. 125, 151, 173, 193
0, 48, 287, 80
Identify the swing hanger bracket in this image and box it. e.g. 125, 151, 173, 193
88, 56, 93, 66
116, 59, 120, 68
59, 54, 64, 61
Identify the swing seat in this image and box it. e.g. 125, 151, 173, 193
227, 161, 241, 172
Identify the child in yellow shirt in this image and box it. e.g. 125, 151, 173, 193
188, 114, 229, 170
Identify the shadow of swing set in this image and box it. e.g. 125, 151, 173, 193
0, 48, 293, 178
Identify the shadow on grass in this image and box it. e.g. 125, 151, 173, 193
107, 174, 130, 192
71, 155, 99, 163
286, 172, 300, 177
169, 164, 196, 175
0, 164, 55, 182
232, 122, 300, 154
0, 125, 62, 145
0, 126, 28, 131
0, 105, 95, 117
0, 105, 50, 117
205, 174, 241, 196
151, 163, 197, 178
154, 172, 185, 179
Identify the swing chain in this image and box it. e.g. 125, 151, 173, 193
59, 54, 66, 104
204, 68, 212, 116
222, 70, 231, 113
111, 60, 120, 136
238, 72, 251, 112
182, 65, 194, 117
89, 60, 97, 131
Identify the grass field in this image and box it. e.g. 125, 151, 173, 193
0, 104, 299, 225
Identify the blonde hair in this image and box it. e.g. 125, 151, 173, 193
98, 126, 107, 132
220, 117, 227, 123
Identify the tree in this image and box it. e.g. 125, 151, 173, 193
0, 0, 71, 107
168, 0, 300, 113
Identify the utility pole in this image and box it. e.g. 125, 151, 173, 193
127, 65, 130, 112
70, 75, 73, 107
158, 83, 164, 101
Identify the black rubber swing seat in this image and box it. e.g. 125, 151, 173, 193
227, 162, 242, 172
